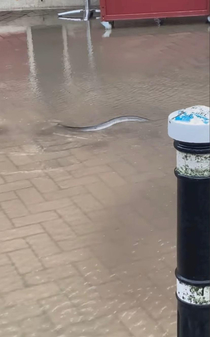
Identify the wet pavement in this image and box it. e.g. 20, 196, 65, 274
0, 10, 209, 337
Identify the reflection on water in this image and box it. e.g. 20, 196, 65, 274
62, 25, 72, 84
1, 17, 208, 131
27, 27, 39, 95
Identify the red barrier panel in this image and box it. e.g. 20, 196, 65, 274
100, 0, 210, 21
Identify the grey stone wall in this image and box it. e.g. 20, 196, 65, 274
0, 0, 99, 11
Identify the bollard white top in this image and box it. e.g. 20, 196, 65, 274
168, 105, 210, 143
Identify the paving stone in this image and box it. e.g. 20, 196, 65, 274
86, 181, 122, 206
1, 199, 28, 218
0, 225, 44, 242
26, 233, 60, 257
0, 324, 22, 337
119, 308, 164, 337
31, 177, 58, 193
99, 171, 126, 187
72, 194, 103, 213
58, 175, 99, 189
0, 254, 10, 266
27, 198, 72, 214
24, 264, 78, 286
0, 211, 13, 231
41, 248, 93, 268
71, 165, 111, 178
75, 257, 119, 286
0, 239, 28, 253
9, 248, 43, 274
57, 204, 90, 226
0, 191, 17, 202
0, 302, 42, 325
20, 315, 57, 337
13, 211, 58, 227
0, 264, 24, 294
42, 219, 76, 241
16, 187, 44, 205
0, 180, 31, 194
43, 185, 86, 201
3, 283, 59, 306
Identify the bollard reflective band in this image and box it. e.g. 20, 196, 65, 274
176, 151, 210, 177
177, 279, 210, 305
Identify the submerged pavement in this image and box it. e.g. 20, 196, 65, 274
0, 10, 209, 337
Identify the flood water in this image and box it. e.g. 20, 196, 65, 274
0, 10, 209, 337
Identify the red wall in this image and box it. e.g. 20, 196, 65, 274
106, 0, 208, 14
101, 0, 209, 20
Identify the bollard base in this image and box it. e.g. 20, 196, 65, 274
178, 298, 210, 337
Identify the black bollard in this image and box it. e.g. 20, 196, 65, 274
168, 106, 210, 337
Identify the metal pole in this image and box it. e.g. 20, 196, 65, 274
168, 105, 210, 337
84, 0, 91, 21
58, 0, 100, 21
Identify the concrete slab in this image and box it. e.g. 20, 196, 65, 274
0, 0, 99, 11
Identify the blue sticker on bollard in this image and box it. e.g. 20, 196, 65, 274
175, 112, 209, 124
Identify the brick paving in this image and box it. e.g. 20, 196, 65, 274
0, 10, 209, 337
